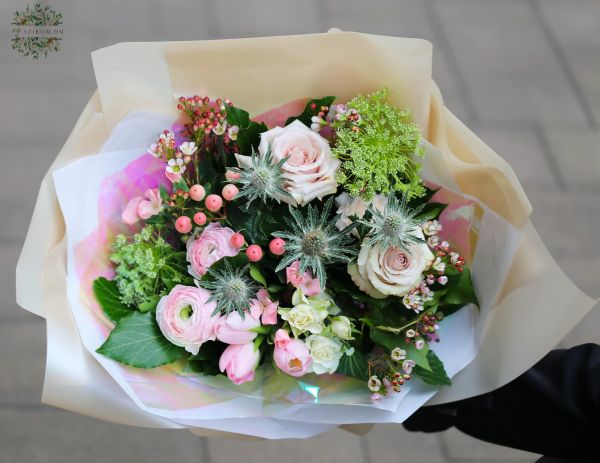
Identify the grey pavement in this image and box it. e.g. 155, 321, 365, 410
0, 0, 598, 462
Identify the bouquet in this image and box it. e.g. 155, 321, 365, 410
91, 88, 477, 398
18, 32, 596, 439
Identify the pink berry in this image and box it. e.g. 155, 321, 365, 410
175, 216, 192, 234
189, 184, 206, 202
230, 233, 245, 248
205, 194, 223, 212
222, 184, 239, 201
193, 211, 207, 226
246, 244, 263, 262
225, 170, 241, 181
269, 238, 286, 256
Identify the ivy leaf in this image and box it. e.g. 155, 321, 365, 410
337, 350, 370, 381
413, 351, 451, 386
96, 311, 187, 368
285, 96, 336, 127
93, 277, 133, 323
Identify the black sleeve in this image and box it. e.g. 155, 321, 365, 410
403, 343, 600, 459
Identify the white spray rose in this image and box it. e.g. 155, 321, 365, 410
306, 334, 343, 374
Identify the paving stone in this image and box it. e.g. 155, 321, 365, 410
365, 424, 445, 462
0, 407, 206, 463
208, 427, 365, 463
473, 126, 557, 189
536, 0, 600, 126
440, 427, 539, 461
0, 321, 45, 405
541, 127, 600, 190
432, 0, 589, 127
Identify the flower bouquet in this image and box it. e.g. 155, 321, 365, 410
17, 32, 597, 439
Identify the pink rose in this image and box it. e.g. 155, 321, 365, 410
186, 223, 239, 279
137, 189, 162, 220
121, 196, 143, 225
121, 189, 163, 225
219, 342, 260, 385
236, 120, 340, 206
249, 289, 279, 325
273, 329, 311, 377
215, 311, 260, 345
286, 260, 321, 296
155, 285, 220, 355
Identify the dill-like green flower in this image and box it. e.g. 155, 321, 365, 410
230, 149, 293, 209
198, 261, 257, 317
273, 198, 358, 289
332, 87, 426, 201
360, 194, 427, 252
110, 225, 188, 307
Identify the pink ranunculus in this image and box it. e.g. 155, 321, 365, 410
137, 188, 163, 220
214, 310, 260, 345
219, 342, 260, 385
186, 223, 239, 279
121, 196, 143, 225
273, 329, 312, 377
155, 285, 220, 355
285, 260, 321, 296
249, 289, 279, 325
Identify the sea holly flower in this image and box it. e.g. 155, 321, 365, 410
273, 197, 358, 289
231, 149, 294, 209
305, 334, 343, 374
198, 261, 257, 317
166, 157, 186, 175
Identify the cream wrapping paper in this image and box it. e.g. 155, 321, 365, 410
16, 31, 597, 434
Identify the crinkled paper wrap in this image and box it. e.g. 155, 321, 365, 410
16, 31, 597, 437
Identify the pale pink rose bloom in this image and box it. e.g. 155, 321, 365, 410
155, 285, 220, 355
273, 329, 312, 377
137, 189, 162, 220
165, 171, 182, 183
285, 260, 321, 296
186, 223, 239, 279
219, 342, 260, 385
121, 196, 143, 225
214, 310, 260, 345
236, 120, 340, 206
249, 288, 279, 325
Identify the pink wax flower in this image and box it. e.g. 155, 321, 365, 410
273, 329, 311, 377
165, 171, 182, 184
219, 342, 260, 385
121, 189, 163, 225
285, 260, 321, 296
249, 288, 279, 325
155, 285, 220, 355
214, 310, 260, 345
186, 223, 239, 279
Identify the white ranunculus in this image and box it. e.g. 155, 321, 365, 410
256, 120, 340, 206
306, 334, 343, 374
330, 316, 354, 340
349, 229, 434, 298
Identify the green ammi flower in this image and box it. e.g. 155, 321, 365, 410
332, 87, 426, 200
230, 149, 293, 209
360, 194, 427, 252
273, 198, 357, 288
198, 261, 257, 317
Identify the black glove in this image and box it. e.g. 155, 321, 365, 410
403, 343, 600, 459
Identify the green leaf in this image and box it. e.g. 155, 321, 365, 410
138, 295, 160, 313
406, 342, 431, 371
172, 179, 189, 192
443, 266, 478, 307
249, 263, 267, 287
337, 350, 370, 380
413, 351, 451, 386
416, 202, 448, 221
93, 277, 133, 323
96, 311, 187, 368
226, 106, 268, 154
285, 96, 336, 127
370, 327, 405, 352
